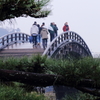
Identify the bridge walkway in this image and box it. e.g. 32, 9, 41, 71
0, 31, 92, 58
0, 42, 44, 57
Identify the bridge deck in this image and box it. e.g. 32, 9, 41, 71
0, 31, 92, 58
0, 42, 44, 57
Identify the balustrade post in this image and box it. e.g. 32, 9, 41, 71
75, 34, 77, 40
69, 32, 71, 39
19, 34, 21, 40
22, 34, 24, 41
2, 38, 4, 45
11, 34, 13, 42
64, 33, 66, 40
55, 40, 57, 47
66, 33, 68, 39
15, 33, 17, 42
7, 35, 9, 44
58, 37, 60, 44
51, 44, 54, 51
26, 35, 28, 41
72, 33, 75, 40
61, 35, 63, 42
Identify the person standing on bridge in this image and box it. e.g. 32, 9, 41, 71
30, 21, 39, 47
53, 22, 58, 37
41, 22, 45, 28
40, 26, 49, 50
37, 22, 46, 46
62, 22, 69, 32
48, 22, 55, 42
37, 24, 41, 45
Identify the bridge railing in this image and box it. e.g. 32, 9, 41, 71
43, 31, 92, 57
0, 32, 30, 50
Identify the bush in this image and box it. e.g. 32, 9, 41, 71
0, 84, 46, 100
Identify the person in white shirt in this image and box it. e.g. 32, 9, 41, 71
30, 21, 39, 47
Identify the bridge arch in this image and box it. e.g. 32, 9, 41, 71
0, 32, 30, 50
43, 31, 92, 58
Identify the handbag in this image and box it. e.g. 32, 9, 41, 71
29, 36, 33, 43
32, 33, 38, 36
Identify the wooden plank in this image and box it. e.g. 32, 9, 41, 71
0, 48, 44, 57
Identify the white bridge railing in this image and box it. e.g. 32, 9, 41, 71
0, 32, 30, 50
43, 31, 92, 57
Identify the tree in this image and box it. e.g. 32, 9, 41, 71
0, 0, 51, 21
0, 55, 100, 97
0, 69, 100, 97
0, 0, 100, 99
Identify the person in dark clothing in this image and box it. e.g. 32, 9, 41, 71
48, 23, 55, 42
37, 24, 41, 45
53, 23, 58, 37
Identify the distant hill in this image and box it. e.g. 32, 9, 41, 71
0, 28, 21, 37
0, 28, 8, 37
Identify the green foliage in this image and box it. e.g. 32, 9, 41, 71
43, 57, 100, 86
1, 55, 100, 87
29, 54, 47, 73
0, 83, 46, 100
0, 57, 19, 70
0, 0, 51, 21
74, 57, 100, 86
1, 55, 100, 99
62, 91, 100, 100
0, 55, 48, 73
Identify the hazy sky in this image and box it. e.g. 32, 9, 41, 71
1, 0, 100, 53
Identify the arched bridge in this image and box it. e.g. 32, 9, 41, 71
0, 32, 30, 50
43, 31, 92, 59
0, 31, 92, 58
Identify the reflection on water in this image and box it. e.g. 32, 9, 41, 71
45, 86, 54, 92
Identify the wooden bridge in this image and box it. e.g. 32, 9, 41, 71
0, 43, 44, 57
0, 31, 92, 58
0, 32, 44, 57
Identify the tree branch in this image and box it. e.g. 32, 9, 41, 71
76, 87, 100, 97
0, 69, 65, 87
0, 69, 100, 97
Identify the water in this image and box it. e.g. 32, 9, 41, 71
45, 86, 54, 92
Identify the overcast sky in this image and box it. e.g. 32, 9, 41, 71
1, 0, 100, 53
